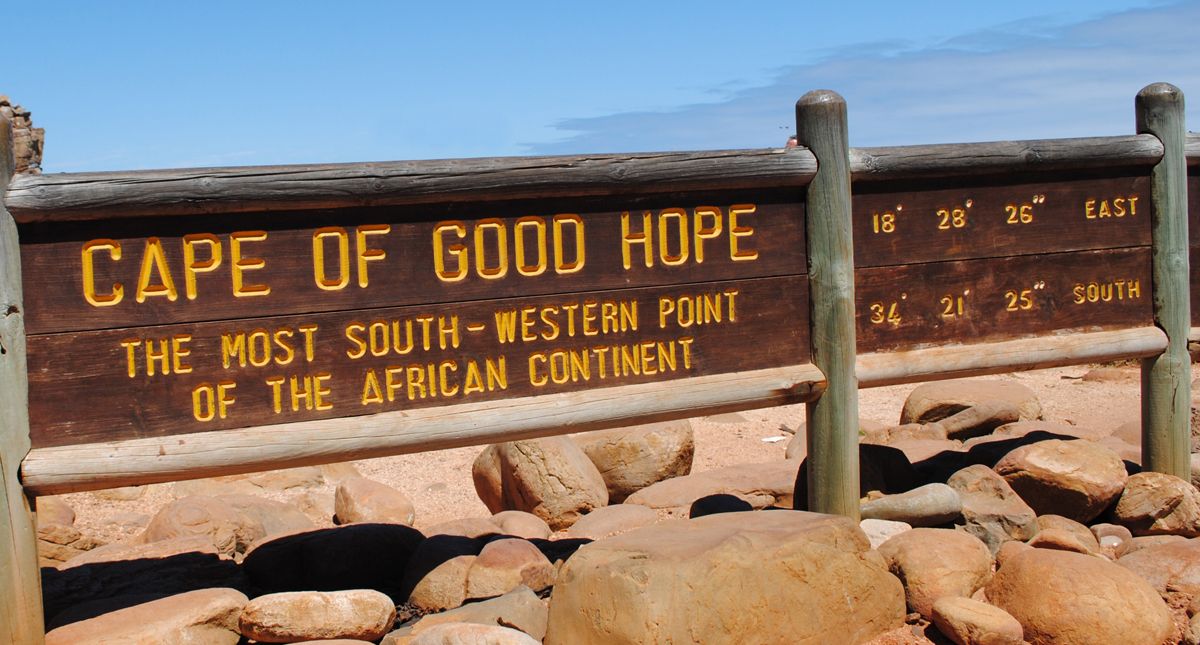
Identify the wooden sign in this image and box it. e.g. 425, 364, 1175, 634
22, 190, 810, 447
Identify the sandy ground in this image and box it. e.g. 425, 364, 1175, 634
54, 364, 1146, 545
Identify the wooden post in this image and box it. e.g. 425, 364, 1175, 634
0, 114, 45, 642
797, 90, 860, 518
1137, 83, 1191, 478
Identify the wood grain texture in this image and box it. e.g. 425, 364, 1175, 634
20, 364, 826, 495
0, 115, 45, 643
851, 134, 1163, 182
20, 190, 803, 334
1186, 132, 1200, 165
858, 326, 1167, 388
797, 91, 860, 518
3, 149, 817, 222
27, 276, 808, 447
1137, 83, 1192, 478
854, 174, 1150, 267
856, 247, 1153, 353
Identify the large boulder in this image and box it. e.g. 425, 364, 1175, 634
986, 548, 1172, 645
334, 476, 416, 526
877, 528, 993, 619
627, 460, 798, 510
465, 538, 555, 599
993, 440, 1126, 523
239, 590, 396, 643
45, 588, 247, 645
544, 511, 905, 644
1114, 471, 1200, 537
947, 465, 1038, 553
574, 420, 694, 502
141, 495, 267, 556
900, 380, 1042, 426
473, 437, 608, 530
1118, 538, 1200, 598
564, 503, 658, 540
382, 586, 547, 644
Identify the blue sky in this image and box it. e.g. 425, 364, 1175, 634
6, 1, 1197, 172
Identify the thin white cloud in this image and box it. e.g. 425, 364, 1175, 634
526, 1, 1200, 153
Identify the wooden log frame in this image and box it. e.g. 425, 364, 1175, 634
0, 116, 44, 643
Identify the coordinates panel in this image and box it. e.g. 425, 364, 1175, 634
854, 175, 1150, 267
20, 189, 805, 334
27, 276, 809, 448
856, 247, 1152, 353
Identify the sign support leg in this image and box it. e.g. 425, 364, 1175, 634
797, 91, 860, 518
0, 114, 44, 643
1137, 83, 1191, 479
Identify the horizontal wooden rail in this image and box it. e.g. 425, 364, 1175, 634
1185, 132, 1200, 164
19, 364, 825, 495
857, 326, 1167, 388
851, 134, 1163, 181
3, 149, 817, 223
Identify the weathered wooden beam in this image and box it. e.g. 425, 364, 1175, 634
852, 134, 1163, 181
3, 149, 818, 222
0, 115, 44, 643
858, 326, 1167, 388
1185, 132, 1200, 164
797, 91, 860, 519
1137, 83, 1192, 478
20, 364, 825, 495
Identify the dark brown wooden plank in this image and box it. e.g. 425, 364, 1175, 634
20, 190, 804, 335
851, 134, 1162, 181
3, 149, 816, 222
856, 247, 1152, 353
27, 275, 808, 448
1189, 170, 1199, 326
854, 174, 1150, 267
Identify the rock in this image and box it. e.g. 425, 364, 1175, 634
1118, 539, 1200, 598
493, 437, 609, 530
1082, 366, 1139, 383
60, 535, 218, 569
988, 420, 1112, 443
565, 504, 659, 540
931, 596, 1024, 645
409, 623, 540, 645
385, 586, 548, 644
239, 590, 396, 643
172, 476, 263, 498
425, 517, 505, 539
885, 438, 962, 464
544, 511, 904, 644
38, 524, 103, 568
1192, 453, 1200, 490
465, 538, 555, 599
1091, 523, 1134, 558
901, 379, 1042, 426
947, 465, 1039, 553
297, 490, 336, 522
247, 466, 325, 490
878, 528, 993, 619
1097, 436, 1142, 465
472, 445, 505, 512
141, 495, 267, 555
934, 400, 1024, 440
408, 555, 476, 612
860, 483, 961, 527
1027, 528, 1093, 554
1131, 534, 1190, 550
490, 511, 551, 540
319, 461, 363, 484
995, 541, 1033, 569
1036, 515, 1101, 553
986, 548, 1172, 645
860, 519, 912, 549
37, 496, 75, 527
215, 494, 314, 542
243, 524, 424, 596
45, 588, 247, 645
627, 460, 798, 510
335, 476, 416, 526
1115, 471, 1200, 536
993, 439, 1127, 523
575, 420, 694, 503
